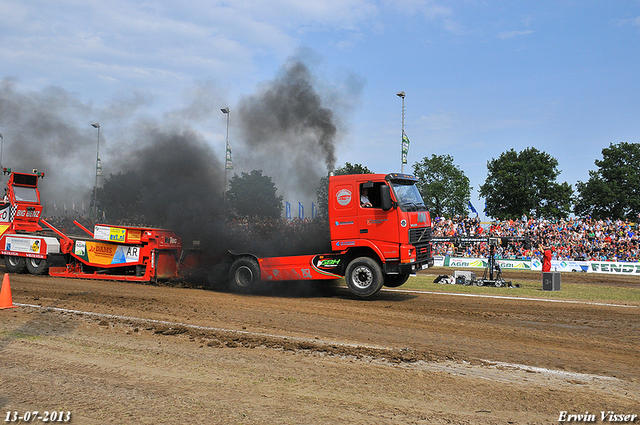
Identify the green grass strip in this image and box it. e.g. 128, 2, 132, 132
402, 274, 640, 304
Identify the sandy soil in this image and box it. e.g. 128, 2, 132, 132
1, 266, 639, 424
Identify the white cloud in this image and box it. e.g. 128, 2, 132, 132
497, 30, 534, 40
0, 0, 385, 98
382, 0, 460, 34
387, 0, 452, 19
614, 15, 640, 28
420, 112, 457, 131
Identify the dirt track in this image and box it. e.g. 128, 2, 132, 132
1, 268, 639, 424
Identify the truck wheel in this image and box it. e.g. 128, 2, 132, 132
4, 256, 26, 273
345, 257, 384, 297
228, 257, 260, 293
26, 258, 48, 275
383, 272, 410, 288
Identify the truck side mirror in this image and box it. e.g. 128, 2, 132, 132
380, 185, 393, 211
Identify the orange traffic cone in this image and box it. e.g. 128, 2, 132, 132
0, 273, 17, 309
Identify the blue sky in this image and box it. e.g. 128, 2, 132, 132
1, 0, 639, 218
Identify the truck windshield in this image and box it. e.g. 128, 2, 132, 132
13, 186, 39, 203
390, 181, 426, 211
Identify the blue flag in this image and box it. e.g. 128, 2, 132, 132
298, 202, 304, 219
286, 202, 291, 220
312, 202, 317, 219
468, 201, 478, 215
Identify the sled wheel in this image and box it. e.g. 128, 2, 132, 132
345, 257, 384, 298
26, 257, 48, 275
383, 272, 410, 288
4, 256, 26, 273
228, 257, 261, 293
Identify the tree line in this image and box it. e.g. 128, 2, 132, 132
94, 141, 640, 225
416, 142, 640, 221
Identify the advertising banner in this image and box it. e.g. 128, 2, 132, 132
587, 261, 640, 275
439, 256, 640, 276
445, 257, 533, 271
74, 241, 141, 266
4, 236, 43, 254
94, 225, 126, 242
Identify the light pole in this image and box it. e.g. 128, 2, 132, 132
221, 107, 231, 198
91, 122, 100, 218
0, 132, 3, 182
396, 91, 406, 173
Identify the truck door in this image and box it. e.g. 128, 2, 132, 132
357, 182, 400, 256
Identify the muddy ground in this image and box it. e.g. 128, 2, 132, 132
1, 266, 639, 424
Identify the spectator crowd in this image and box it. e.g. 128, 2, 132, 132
43, 212, 640, 263
432, 215, 640, 263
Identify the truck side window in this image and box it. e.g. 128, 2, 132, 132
360, 185, 373, 208
360, 183, 385, 209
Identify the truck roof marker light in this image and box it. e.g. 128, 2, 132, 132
2, 168, 10, 175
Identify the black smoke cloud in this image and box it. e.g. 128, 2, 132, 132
0, 56, 363, 260
114, 124, 226, 251
0, 77, 225, 219
0, 79, 99, 206
236, 59, 340, 201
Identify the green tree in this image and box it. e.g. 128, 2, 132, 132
412, 154, 471, 217
226, 170, 283, 219
315, 162, 373, 217
479, 147, 573, 220
574, 142, 640, 220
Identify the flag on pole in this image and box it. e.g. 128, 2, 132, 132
64, 203, 67, 214
311, 202, 317, 219
53, 202, 57, 211
286, 202, 291, 220
468, 201, 478, 215
298, 202, 304, 219
402, 130, 410, 165
225, 141, 234, 170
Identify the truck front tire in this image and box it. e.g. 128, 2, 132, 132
383, 272, 410, 288
228, 257, 261, 293
345, 257, 384, 298
26, 258, 48, 275
4, 256, 26, 273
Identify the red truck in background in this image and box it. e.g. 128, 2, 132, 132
228, 172, 434, 297
0, 169, 182, 281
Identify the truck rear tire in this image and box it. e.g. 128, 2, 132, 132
345, 257, 384, 298
228, 257, 261, 293
383, 272, 410, 288
4, 256, 26, 273
26, 258, 48, 275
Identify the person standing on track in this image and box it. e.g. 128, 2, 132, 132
541, 244, 553, 272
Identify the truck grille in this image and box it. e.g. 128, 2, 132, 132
409, 227, 432, 262
409, 227, 432, 245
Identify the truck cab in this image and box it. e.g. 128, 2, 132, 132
329, 173, 433, 283
228, 172, 434, 298
0, 169, 45, 234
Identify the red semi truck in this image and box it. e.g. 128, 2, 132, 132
227, 172, 434, 297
